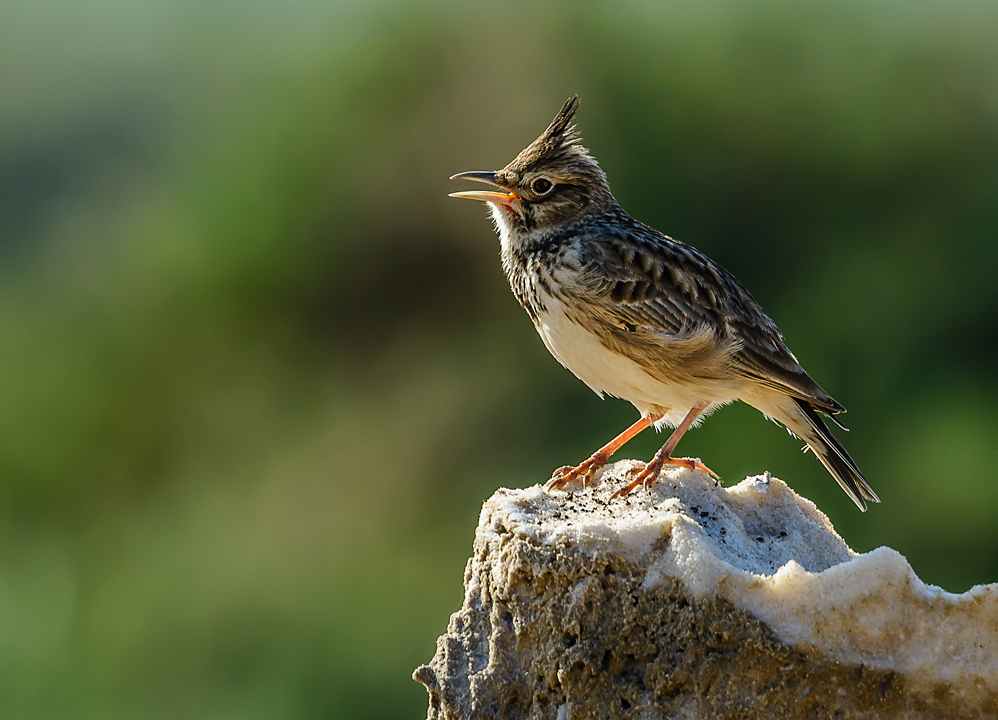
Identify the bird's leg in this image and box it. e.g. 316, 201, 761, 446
547, 415, 659, 491
610, 402, 717, 500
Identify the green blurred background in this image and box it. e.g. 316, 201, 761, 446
3, 0, 998, 716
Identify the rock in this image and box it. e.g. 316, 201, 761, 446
413, 461, 998, 719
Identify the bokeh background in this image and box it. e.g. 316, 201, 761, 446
3, 0, 998, 716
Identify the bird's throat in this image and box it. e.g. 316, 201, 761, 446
490, 202, 521, 255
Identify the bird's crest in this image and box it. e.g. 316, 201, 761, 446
538, 95, 581, 153
504, 96, 596, 177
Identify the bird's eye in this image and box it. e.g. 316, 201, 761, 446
531, 177, 554, 196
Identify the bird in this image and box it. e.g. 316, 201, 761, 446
449, 96, 879, 511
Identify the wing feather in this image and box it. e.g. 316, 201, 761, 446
572, 223, 844, 415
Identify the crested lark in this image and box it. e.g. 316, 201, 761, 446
450, 97, 879, 511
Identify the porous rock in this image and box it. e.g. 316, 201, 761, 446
414, 461, 998, 719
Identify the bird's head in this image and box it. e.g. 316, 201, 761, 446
450, 96, 615, 239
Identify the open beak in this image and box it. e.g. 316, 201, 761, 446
449, 171, 519, 206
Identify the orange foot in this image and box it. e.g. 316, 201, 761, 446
610, 456, 720, 500
546, 416, 658, 493
546, 454, 610, 491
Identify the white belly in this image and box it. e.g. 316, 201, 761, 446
534, 298, 726, 426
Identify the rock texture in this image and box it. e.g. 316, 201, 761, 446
414, 461, 998, 719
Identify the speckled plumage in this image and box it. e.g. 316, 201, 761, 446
451, 97, 878, 510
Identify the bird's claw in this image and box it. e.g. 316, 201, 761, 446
609, 458, 660, 499
671, 457, 720, 481
609, 456, 720, 500
546, 458, 603, 491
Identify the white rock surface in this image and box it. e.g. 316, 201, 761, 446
416, 461, 998, 718
529, 462, 998, 694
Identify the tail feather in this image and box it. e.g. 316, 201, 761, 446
791, 398, 879, 511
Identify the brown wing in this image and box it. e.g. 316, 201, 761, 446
574, 223, 845, 415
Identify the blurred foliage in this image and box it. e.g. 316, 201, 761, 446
2, 0, 997, 717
